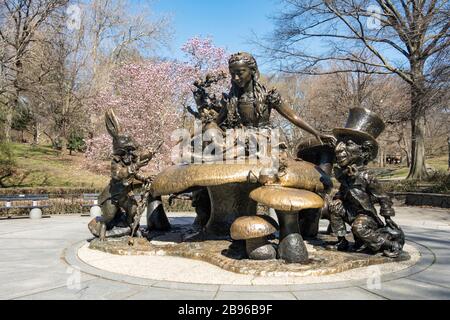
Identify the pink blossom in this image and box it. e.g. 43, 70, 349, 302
87, 37, 229, 172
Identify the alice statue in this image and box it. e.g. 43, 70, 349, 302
185, 52, 335, 260
193, 52, 334, 145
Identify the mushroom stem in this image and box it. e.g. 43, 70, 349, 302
276, 210, 300, 240
276, 210, 309, 263
297, 156, 333, 239
147, 196, 171, 231
246, 237, 268, 254
224, 240, 247, 260
246, 237, 277, 260
299, 208, 321, 239
206, 183, 258, 237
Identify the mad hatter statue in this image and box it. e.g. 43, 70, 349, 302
327, 107, 405, 258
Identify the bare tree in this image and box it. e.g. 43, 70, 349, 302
269, 62, 409, 158
0, 0, 171, 152
40, 17, 88, 151
0, 0, 68, 142
263, 0, 450, 180
82, 0, 172, 91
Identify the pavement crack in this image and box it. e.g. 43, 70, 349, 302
405, 277, 450, 290
290, 291, 299, 300
356, 285, 390, 300
212, 285, 221, 300
8, 278, 97, 300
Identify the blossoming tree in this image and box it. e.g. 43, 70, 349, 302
87, 37, 228, 171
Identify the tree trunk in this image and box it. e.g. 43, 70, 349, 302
59, 136, 67, 155
401, 133, 411, 167
33, 122, 41, 145
378, 147, 385, 168
407, 59, 428, 181
4, 58, 22, 142
44, 131, 57, 148
4, 106, 13, 142
407, 81, 428, 180
405, 150, 410, 167
447, 136, 450, 172
408, 115, 427, 179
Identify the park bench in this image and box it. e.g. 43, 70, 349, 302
81, 193, 101, 217
0, 194, 50, 219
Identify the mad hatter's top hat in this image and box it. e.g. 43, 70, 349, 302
333, 107, 385, 146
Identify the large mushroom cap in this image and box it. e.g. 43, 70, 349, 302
249, 186, 324, 212
230, 215, 279, 240
151, 163, 268, 196
151, 160, 325, 197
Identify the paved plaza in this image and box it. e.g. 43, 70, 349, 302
0, 206, 449, 300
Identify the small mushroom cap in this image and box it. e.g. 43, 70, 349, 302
249, 186, 324, 212
230, 215, 279, 240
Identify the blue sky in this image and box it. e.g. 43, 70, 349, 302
150, 0, 280, 69
139, 0, 406, 73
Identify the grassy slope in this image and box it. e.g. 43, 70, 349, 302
6, 143, 108, 189
428, 155, 449, 172
4, 143, 449, 188
372, 155, 448, 180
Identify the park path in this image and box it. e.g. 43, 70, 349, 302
0, 207, 449, 300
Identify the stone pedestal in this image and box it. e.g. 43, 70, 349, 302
88, 231, 413, 277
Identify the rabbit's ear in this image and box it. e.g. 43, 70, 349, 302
105, 109, 121, 139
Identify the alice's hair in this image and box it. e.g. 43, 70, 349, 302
227, 52, 267, 119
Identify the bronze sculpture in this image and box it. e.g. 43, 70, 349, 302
217, 52, 333, 262
182, 52, 335, 163
230, 215, 279, 260
188, 72, 227, 124
326, 107, 405, 258
151, 52, 334, 263
296, 138, 336, 238
203, 52, 334, 142
88, 110, 169, 240
88, 53, 407, 269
